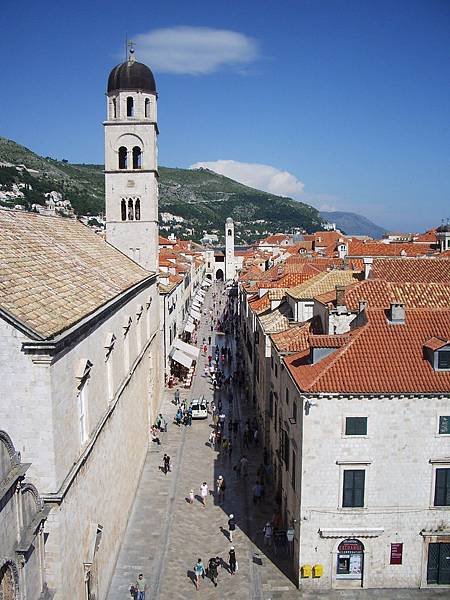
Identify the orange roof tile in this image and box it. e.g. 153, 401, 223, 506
348, 240, 437, 257
371, 258, 450, 284
271, 322, 312, 353
285, 308, 450, 394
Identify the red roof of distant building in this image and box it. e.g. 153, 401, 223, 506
371, 258, 450, 284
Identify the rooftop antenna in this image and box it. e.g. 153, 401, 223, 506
125, 33, 128, 61
127, 39, 136, 62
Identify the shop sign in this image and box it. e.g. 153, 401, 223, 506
390, 543, 403, 565
338, 539, 364, 554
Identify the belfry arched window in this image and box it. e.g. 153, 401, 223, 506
118, 146, 127, 169
112, 98, 117, 118
145, 98, 150, 118
128, 198, 134, 220
127, 96, 134, 117
132, 146, 142, 169
228, 229, 232, 236
135, 199, 141, 220
121, 199, 126, 221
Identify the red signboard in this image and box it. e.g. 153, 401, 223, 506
390, 543, 403, 565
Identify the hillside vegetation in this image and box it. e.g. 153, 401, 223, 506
0, 137, 323, 241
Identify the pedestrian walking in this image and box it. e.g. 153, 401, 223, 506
208, 335, 211, 345
158, 414, 167, 432
216, 475, 226, 503
135, 574, 147, 600
174, 389, 180, 405
229, 547, 237, 575
253, 429, 259, 446
194, 558, 206, 590
200, 482, 209, 508
252, 480, 262, 504
189, 489, 195, 504
163, 453, 171, 474
208, 556, 220, 587
228, 514, 236, 542
263, 522, 273, 547
208, 430, 216, 447
233, 461, 241, 480
240, 455, 248, 477
150, 426, 160, 445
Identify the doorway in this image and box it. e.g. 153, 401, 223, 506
0, 563, 16, 600
336, 539, 364, 584
427, 543, 450, 585
216, 269, 224, 281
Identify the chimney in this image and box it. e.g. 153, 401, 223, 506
336, 285, 346, 308
358, 300, 367, 313
389, 302, 405, 324
363, 257, 373, 280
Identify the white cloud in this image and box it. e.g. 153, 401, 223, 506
190, 159, 305, 197
133, 27, 259, 75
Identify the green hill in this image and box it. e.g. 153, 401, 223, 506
0, 137, 323, 241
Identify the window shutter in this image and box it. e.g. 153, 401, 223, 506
354, 470, 365, 507
435, 469, 450, 506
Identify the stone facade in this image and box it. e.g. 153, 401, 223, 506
0, 431, 49, 600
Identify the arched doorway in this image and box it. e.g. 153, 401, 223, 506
206, 273, 212, 280
216, 269, 224, 281
0, 563, 17, 600
336, 539, 364, 584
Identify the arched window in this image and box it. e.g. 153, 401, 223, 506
121, 199, 126, 221
127, 96, 134, 117
118, 146, 127, 169
145, 98, 150, 118
132, 146, 142, 169
228, 229, 232, 236
128, 198, 134, 220
135, 199, 141, 220
112, 98, 117, 118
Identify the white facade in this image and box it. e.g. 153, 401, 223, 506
225, 217, 236, 280
104, 56, 159, 273
0, 281, 161, 599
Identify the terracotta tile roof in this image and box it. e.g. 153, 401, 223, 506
371, 258, 450, 284
159, 235, 176, 245
424, 337, 449, 351
317, 279, 450, 311
285, 308, 450, 394
260, 234, 291, 245
259, 301, 293, 333
414, 229, 438, 243
308, 334, 350, 348
0, 210, 150, 339
249, 293, 270, 315
268, 288, 287, 300
287, 270, 361, 300
270, 322, 312, 353
348, 240, 437, 257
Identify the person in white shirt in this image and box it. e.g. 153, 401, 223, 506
200, 482, 209, 508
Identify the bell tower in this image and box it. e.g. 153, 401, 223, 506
104, 46, 159, 272
225, 217, 236, 280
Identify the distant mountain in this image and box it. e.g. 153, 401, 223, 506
320, 210, 387, 239
0, 137, 323, 241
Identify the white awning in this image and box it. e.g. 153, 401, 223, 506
170, 349, 193, 369
190, 309, 202, 321
197, 289, 206, 297
194, 295, 204, 304
184, 321, 195, 334
173, 338, 200, 358
202, 279, 212, 287
192, 302, 202, 311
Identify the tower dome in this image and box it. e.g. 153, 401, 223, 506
107, 56, 156, 95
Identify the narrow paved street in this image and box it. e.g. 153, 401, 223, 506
107, 283, 449, 600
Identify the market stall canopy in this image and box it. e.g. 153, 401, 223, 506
190, 309, 202, 321
202, 280, 212, 287
184, 321, 195, 334
173, 338, 200, 358
170, 348, 193, 369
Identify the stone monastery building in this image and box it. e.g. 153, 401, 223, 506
0, 50, 162, 599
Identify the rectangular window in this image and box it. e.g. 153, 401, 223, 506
274, 402, 278, 431
78, 384, 88, 444
438, 351, 450, 369
345, 417, 367, 436
271, 355, 274, 370
283, 430, 290, 470
269, 393, 273, 418
291, 449, 296, 490
434, 468, 450, 506
342, 469, 365, 507
275, 363, 278, 378
285, 387, 289, 405
292, 402, 297, 423
439, 416, 450, 434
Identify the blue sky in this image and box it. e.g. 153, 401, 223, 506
1, 0, 449, 231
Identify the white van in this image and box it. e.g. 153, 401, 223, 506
191, 395, 208, 419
